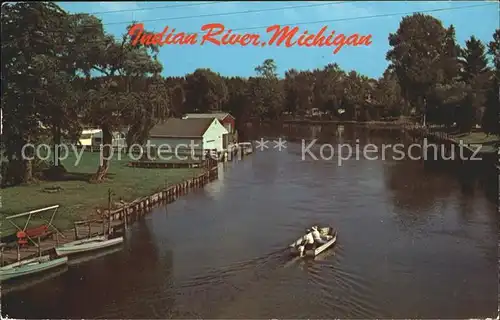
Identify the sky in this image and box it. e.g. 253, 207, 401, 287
57, 1, 499, 79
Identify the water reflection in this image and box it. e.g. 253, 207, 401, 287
1, 266, 69, 296
2, 218, 173, 319
2, 124, 497, 319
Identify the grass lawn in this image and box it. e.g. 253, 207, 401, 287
1, 151, 204, 235
449, 132, 500, 153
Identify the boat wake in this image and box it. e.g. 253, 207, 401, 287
179, 247, 289, 289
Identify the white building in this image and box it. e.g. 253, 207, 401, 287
182, 112, 236, 148
182, 112, 235, 134
147, 118, 228, 158
91, 130, 127, 148
78, 129, 101, 146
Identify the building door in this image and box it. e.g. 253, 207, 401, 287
222, 134, 228, 149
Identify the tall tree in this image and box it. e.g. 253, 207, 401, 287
386, 14, 459, 126
313, 63, 345, 117
284, 69, 301, 116
488, 29, 500, 75
125, 77, 169, 150
373, 69, 406, 119
184, 69, 228, 112
223, 77, 249, 129
254, 59, 278, 79
252, 59, 284, 120
483, 29, 500, 134
457, 36, 491, 131
1, 2, 69, 184
83, 24, 163, 181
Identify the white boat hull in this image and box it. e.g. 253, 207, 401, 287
289, 227, 337, 257
0, 255, 68, 282
55, 236, 124, 257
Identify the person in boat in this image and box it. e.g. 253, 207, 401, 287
298, 228, 315, 257
311, 226, 331, 244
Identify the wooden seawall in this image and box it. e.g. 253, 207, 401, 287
105, 166, 218, 226
1, 165, 219, 265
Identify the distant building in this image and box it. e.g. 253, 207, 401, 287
147, 118, 228, 157
90, 130, 127, 149
78, 129, 101, 146
182, 112, 236, 147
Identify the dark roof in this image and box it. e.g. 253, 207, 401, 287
184, 112, 234, 121
149, 118, 214, 138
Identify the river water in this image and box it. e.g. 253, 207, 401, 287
2, 125, 498, 319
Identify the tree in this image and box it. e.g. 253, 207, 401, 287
1, 2, 70, 184
488, 29, 500, 74
373, 69, 406, 119
125, 76, 170, 151
387, 14, 460, 126
460, 36, 489, 82
483, 29, 500, 134
184, 69, 228, 112
341, 71, 373, 121
223, 77, 249, 131
457, 36, 491, 130
313, 63, 345, 117
82, 24, 163, 181
251, 59, 284, 120
170, 84, 185, 117
254, 59, 278, 79
283, 69, 301, 116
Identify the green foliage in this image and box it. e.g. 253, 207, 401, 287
184, 69, 228, 112
488, 29, 500, 74
387, 14, 460, 122
254, 59, 278, 79
482, 29, 500, 134
3, 5, 498, 187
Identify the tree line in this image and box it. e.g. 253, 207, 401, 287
1, 2, 499, 186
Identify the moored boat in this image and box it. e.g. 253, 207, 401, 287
55, 235, 124, 257
289, 227, 337, 257
2, 266, 68, 294
0, 255, 68, 282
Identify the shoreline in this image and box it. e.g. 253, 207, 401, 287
255, 119, 408, 126
253, 119, 499, 154
0, 166, 219, 265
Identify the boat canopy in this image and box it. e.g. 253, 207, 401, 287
5, 205, 64, 247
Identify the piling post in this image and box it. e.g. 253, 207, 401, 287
74, 223, 78, 240
123, 206, 128, 229
108, 188, 113, 235
38, 237, 41, 257
88, 221, 91, 238
1, 246, 4, 267
17, 244, 20, 262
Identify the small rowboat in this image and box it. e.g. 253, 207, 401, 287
0, 255, 68, 282
289, 227, 337, 257
55, 235, 124, 257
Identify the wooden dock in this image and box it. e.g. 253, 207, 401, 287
0, 220, 124, 265
128, 160, 202, 168
0, 166, 219, 266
